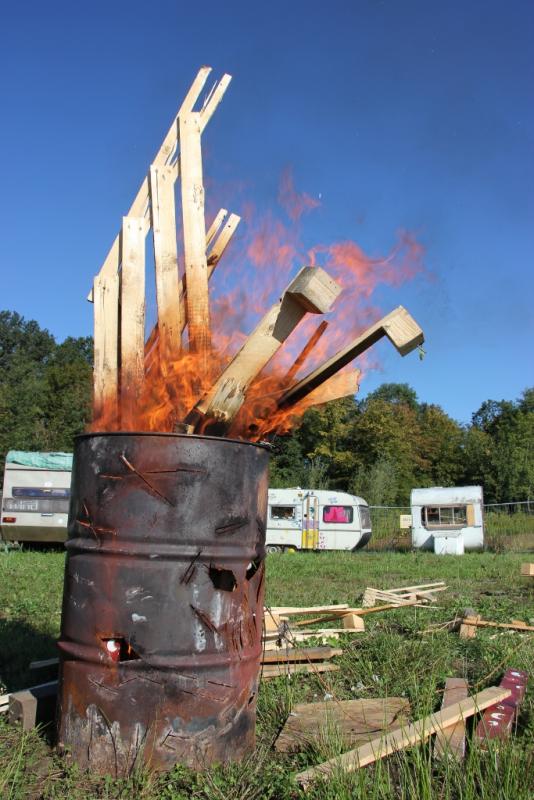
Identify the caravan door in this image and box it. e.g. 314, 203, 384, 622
301, 494, 320, 549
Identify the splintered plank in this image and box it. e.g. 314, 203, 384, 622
275, 697, 411, 754
434, 677, 469, 760
295, 687, 511, 788
120, 217, 146, 429
87, 66, 214, 301
186, 266, 341, 432
93, 271, 119, 424
149, 165, 183, 363
279, 306, 424, 409
179, 110, 210, 363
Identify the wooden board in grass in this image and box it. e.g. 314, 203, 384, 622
278, 306, 424, 409
521, 563, 534, 577
261, 662, 340, 680
186, 266, 341, 433
275, 697, 411, 754
261, 646, 342, 664
434, 677, 469, 761
295, 686, 511, 788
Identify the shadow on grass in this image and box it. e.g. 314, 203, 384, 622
0, 618, 58, 693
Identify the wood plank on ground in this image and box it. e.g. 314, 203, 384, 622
275, 697, 411, 754
261, 662, 340, 680
520, 563, 534, 577
434, 677, 469, 760
295, 686, 511, 788
261, 646, 342, 664
475, 668, 528, 743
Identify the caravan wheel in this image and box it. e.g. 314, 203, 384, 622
265, 544, 283, 554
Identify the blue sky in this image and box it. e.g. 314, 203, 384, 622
1, 0, 532, 423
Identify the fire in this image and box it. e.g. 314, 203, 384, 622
91, 170, 424, 438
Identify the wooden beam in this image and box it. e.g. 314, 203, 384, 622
179, 111, 210, 363
292, 599, 421, 628
120, 217, 145, 429
279, 306, 424, 409
268, 604, 349, 615
93, 271, 119, 426
143, 209, 240, 372
521, 563, 534, 577
186, 266, 342, 433
296, 369, 361, 412
284, 320, 328, 384
149, 165, 183, 364
434, 677, 469, 760
87, 66, 213, 301
295, 686, 511, 788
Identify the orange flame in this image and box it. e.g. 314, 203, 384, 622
91, 171, 425, 438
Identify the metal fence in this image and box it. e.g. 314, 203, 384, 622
367, 501, 534, 552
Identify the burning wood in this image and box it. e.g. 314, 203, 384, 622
89, 66, 425, 436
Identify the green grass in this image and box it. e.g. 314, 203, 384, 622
1, 549, 533, 798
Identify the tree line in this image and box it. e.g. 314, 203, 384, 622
1, 311, 532, 504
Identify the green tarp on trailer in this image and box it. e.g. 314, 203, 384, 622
6, 451, 73, 471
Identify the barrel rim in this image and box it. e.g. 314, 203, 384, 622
76, 431, 272, 451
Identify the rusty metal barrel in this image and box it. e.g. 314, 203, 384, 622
57, 432, 269, 775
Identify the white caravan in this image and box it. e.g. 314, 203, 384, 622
266, 488, 372, 552
410, 486, 484, 554
1, 451, 72, 543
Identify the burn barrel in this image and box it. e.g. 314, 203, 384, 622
57, 432, 269, 775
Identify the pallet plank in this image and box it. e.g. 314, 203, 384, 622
120, 216, 146, 429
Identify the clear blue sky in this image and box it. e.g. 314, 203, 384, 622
1, 0, 532, 423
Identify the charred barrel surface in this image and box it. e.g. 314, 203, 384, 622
57, 433, 269, 775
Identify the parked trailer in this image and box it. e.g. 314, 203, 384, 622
266, 488, 372, 552
410, 485, 484, 554
1, 451, 72, 543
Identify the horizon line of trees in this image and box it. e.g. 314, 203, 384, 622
1, 310, 533, 505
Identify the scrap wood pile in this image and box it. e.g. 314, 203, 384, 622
293, 668, 529, 788
89, 65, 424, 437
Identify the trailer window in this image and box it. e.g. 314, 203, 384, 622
423, 505, 467, 529
358, 505, 371, 529
12, 487, 70, 499
323, 505, 353, 524
270, 505, 296, 521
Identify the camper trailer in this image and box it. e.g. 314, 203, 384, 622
410, 485, 484, 554
266, 488, 372, 552
1, 451, 72, 543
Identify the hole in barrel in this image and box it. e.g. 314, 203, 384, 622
208, 565, 237, 592
101, 636, 140, 662
245, 559, 262, 581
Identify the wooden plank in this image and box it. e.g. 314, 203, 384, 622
275, 697, 411, 754
295, 686, 510, 788
186, 266, 341, 433
296, 370, 361, 412
521, 563, 534, 576
464, 616, 534, 632
149, 165, 183, 365
261, 662, 340, 680
179, 111, 210, 364
8, 680, 58, 731
459, 615, 480, 639
120, 217, 146, 429
261, 646, 342, 664
87, 66, 213, 301
292, 599, 421, 628
434, 677, 469, 760
198, 73, 232, 129
143, 209, 240, 370
284, 320, 329, 384
279, 306, 424, 409
93, 271, 119, 425
206, 208, 228, 248
268, 604, 349, 615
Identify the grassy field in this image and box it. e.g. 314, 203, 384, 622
1, 549, 533, 799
